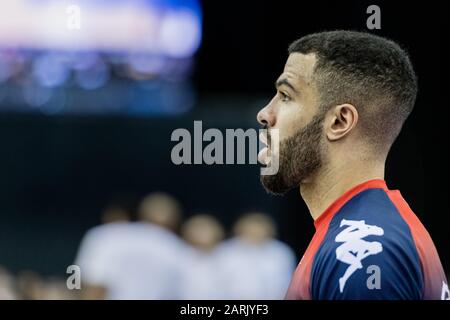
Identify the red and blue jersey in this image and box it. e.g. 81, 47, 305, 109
285, 179, 449, 300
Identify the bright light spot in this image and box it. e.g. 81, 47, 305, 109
159, 10, 202, 58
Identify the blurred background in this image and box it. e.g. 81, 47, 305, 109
0, 0, 448, 299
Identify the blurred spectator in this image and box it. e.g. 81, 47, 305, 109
16, 271, 44, 300
0, 267, 17, 300
137, 192, 182, 233
14, 271, 79, 300
74, 200, 133, 299
74, 192, 184, 299
179, 214, 227, 299
39, 277, 77, 300
216, 212, 297, 299
101, 204, 132, 225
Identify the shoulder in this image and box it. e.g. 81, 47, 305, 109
310, 188, 424, 299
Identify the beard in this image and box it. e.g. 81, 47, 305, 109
260, 113, 325, 195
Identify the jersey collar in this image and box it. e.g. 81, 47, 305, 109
313, 179, 388, 230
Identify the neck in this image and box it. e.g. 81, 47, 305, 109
300, 158, 385, 220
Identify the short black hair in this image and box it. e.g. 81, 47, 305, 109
288, 30, 417, 149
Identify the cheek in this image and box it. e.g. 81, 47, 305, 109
276, 104, 308, 141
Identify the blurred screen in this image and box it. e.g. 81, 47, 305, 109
0, 0, 202, 115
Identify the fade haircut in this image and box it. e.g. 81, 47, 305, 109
288, 30, 417, 150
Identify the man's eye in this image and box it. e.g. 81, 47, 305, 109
279, 92, 290, 102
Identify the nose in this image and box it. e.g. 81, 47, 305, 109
257, 101, 275, 128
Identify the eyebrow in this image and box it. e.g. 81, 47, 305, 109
275, 78, 299, 94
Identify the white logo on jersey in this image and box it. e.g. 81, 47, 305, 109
335, 219, 384, 293
441, 281, 450, 300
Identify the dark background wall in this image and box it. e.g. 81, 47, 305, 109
0, 0, 448, 276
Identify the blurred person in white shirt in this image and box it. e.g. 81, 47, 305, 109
216, 212, 296, 299
74, 200, 131, 299
178, 214, 227, 299
74, 192, 185, 299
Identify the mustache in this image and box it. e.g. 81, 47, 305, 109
261, 124, 273, 147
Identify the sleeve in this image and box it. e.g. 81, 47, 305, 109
310, 234, 424, 300
410, 227, 449, 300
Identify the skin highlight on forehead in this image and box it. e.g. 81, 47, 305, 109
282, 53, 317, 89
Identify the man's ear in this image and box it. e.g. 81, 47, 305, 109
326, 104, 359, 141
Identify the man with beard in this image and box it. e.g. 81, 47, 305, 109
256, 31, 448, 300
